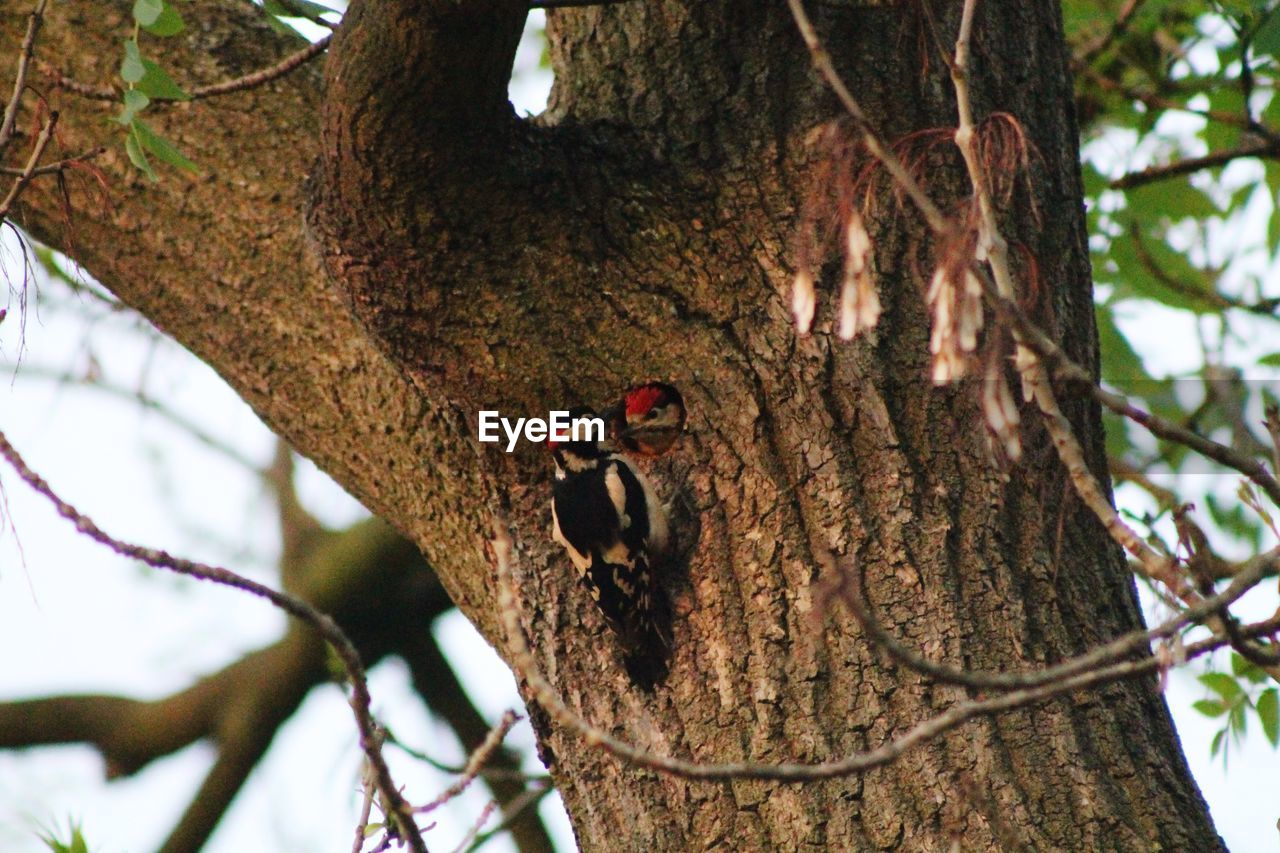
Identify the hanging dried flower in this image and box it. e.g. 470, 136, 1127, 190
792, 268, 816, 335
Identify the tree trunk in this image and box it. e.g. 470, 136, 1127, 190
6, 0, 1222, 849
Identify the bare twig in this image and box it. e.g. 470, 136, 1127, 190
188, 35, 331, 101
386, 731, 549, 784
0, 0, 49, 159
450, 799, 499, 853
465, 783, 554, 851
1084, 67, 1277, 139
417, 711, 520, 815
949, 1, 1199, 598
826, 547, 1279, 690
11, 365, 263, 473
1128, 225, 1280, 317
0, 145, 106, 178
271, 0, 338, 29
0, 428, 427, 853
35, 36, 331, 107
351, 751, 378, 853
0, 111, 57, 220
35, 60, 116, 101
491, 520, 1237, 783
1109, 456, 1178, 509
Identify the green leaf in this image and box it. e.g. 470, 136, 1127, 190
125, 124, 158, 181
132, 119, 198, 173
113, 88, 150, 126
120, 39, 145, 84
1231, 651, 1268, 683
1127, 180, 1219, 222
1260, 352, 1280, 367
132, 0, 164, 27
1229, 699, 1248, 738
1199, 671, 1243, 700
1258, 687, 1279, 747
1210, 727, 1226, 757
1095, 303, 1149, 385
137, 59, 190, 101
143, 4, 185, 37
1192, 698, 1228, 718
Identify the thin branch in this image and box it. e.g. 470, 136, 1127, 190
0, 0, 49, 159
984, 280, 1280, 510
417, 711, 520, 815
0, 110, 57, 220
1073, 0, 1146, 68
450, 799, 499, 853
1127, 225, 1280, 316
187, 35, 331, 101
491, 521, 1237, 783
1109, 456, 1178, 509
1083, 67, 1276, 139
386, 732, 549, 784
11, 364, 263, 473
465, 784, 554, 852
825, 546, 1279, 690
1110, 139, 1280, 190
34, 35, 331, 107
0, 428, 427, 853
786, 0, 951, 235
352, 759, 378, 853
0, 145, 106, 178
35, 60, 116, 101
949, 1, 1203, 600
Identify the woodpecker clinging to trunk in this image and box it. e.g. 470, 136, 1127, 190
601, 381, 687, 458
549, 406, 672, 690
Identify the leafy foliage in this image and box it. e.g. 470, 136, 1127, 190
1066, 0, 1280, 763
1194, 652, 1280, 765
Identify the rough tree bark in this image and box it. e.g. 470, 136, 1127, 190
5, 0, 1223, 849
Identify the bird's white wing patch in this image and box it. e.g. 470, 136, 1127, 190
603, 463, 631, 530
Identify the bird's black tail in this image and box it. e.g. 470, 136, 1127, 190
620, 588, 672, 692
586, 556, 672, 692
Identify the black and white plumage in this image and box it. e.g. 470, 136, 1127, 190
550, 408, 671, 690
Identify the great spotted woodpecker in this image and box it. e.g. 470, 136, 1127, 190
601, 381, 687, 458
550, 406, 671, 689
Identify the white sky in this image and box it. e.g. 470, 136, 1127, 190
1, 8, 1278, 852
